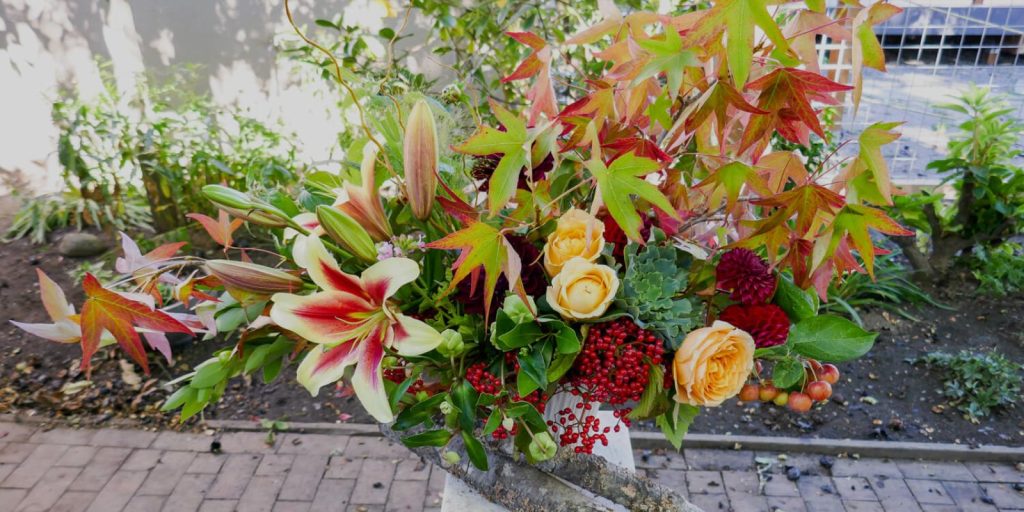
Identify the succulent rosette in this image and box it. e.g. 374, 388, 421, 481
13, 0, 901, 475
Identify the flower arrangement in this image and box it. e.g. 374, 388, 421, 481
15, 0, 906, 472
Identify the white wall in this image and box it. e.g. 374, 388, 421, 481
0, 0, 450, 195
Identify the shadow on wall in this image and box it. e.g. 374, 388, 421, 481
0, 0, 448, 196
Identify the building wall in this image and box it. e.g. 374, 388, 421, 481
0, 0, 449, 195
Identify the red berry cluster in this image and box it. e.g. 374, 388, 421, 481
383, 367, 427, 394
548, 319, 663, 453
466, 362, 503, 395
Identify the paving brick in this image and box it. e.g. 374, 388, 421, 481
385, 478, 426, 512
767, 495, 807, 511
344, 438, 409, 459
728, 492, 768, 511
941, 480, 998, 511
721, 470, 758, 496
279, 455, 328, 502
682, 449, 754, 471
326, 457, 364, 479
163, 472, 217, 512
687, 493, 729, 511
257, 454, 296, 476
345, 506, 384, 512
0, 443, 34, 463
917, 506, 959, 512
68, 447, 132, 491
238, 475, 285, 512
905, 478, 955, 505
121, 449, 163, 471
310, 478, 355, 512
207, 454, 261, 500
0, 463, 14, 482
220, 432, 278, 454
91, 429, 156, 449
634, 452, 670, 469
964, 462, 1024, 483
28, 428, 95, 445
844, 500, 885, 511
85, 469, 148, 512
138, 451, 196, 496
152, 431, 215, 452
795, 475, 837, 500
276, 433, 350, 455
650, 468, 687, 494
393, 459, 429, 481
199, 500, 239, 512
832, 458, 904, 479
273, 502, 312, 512
3, 443, 68, 488
0, 489, 28, 509
686, 470, 725, 495
14, 465, 81, 512
802, 497, 847, 512
762, 473, 801, 497
881, 499, 924, 512
426, 466, 444, 493
868, 476, 916, 502
351, 459, 396, 504
56, 446, 97, 467
0, 423, 36, 443
834, 476, 878, 501
896, 461, 975, 481
187, 453, 226, 474
763, 453, 831, 477
124, 495, 166, 512
979, 482, 1024, 509
49, 490, 97, 512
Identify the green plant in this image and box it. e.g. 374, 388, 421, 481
260, 418, 289, 446
970, 242, 1024, 296
917, 350, 1023, 421
4, 192, 152, 244
891, 86, 1024, 276
616, 232, 699, 346
770, 106, 839, 172
822, 251, 949, 326
68, 261, 115, 285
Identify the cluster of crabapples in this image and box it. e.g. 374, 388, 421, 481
738, 360, 841, 413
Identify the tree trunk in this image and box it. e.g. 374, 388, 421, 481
379, 424, 699, 512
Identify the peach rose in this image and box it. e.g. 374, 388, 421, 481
546, 258, 619, 321
672, 321, 755, 407
543, 208, 605, 276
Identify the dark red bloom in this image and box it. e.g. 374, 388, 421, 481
453, 235, 546, 317
601, 213, 652, 263
718, 304, 790, 348
716, 249, 776, 304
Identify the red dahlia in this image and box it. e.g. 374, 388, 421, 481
716, 249, 776, 304
718, 304, 790, 348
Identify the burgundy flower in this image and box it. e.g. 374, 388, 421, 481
716, 249, 776, 304
601, 213, 652, 263
718, 304, 790, 348
454, 235, 546, 317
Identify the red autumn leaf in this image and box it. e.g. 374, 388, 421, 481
753, 183, 846, 237
502, 31, 557, 125
80, 273, 194, 375
686, 80, 767, 141
187, 210, 243, 247
740, 68, 852, 157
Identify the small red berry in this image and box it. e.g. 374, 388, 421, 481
759, 382, 779, 402
806, 381, 832, 402
772, 391, 789, 407
739, 383, 760, 402
787, 392, 813, 413
820, 364, 840, 385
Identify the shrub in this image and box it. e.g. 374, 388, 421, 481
822, 251, 949, 326
970, 242, 1024, 296
918, 350, 1023, 421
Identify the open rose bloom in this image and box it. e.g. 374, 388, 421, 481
14, 0, 898, 476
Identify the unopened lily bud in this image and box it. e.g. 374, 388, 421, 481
316, 205, 377, 262
205, 260, 302, 294
436, 329, 465, 357
202, 185, 288, 227
403, 99, 438, 220
527, 431, 557, 462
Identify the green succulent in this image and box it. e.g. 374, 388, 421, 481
617, 240, 700, 347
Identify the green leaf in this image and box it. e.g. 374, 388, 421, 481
402, 429, 452, 448
588, 152, 679, 242
516, 347, 548, 397
505, 401, 546, 432
495, 321, 544, 351
629, 363, 669, 419
482, 408, 503, 436
655, 403, 699, 450
461, 431, 489, 471
772, 357, 805, 389
452, 381, 479, 432
774, 276, 817, 322
191, 361, 229, 389
452, 101, 530, 213
547, 353, 578, 382
634, 28, 699, 96
161, 386, 195, 412
789, 315, 877, 362
551, 321, 581, 355
393, 393, 448, 431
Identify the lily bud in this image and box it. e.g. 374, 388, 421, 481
403, 99, 438, 220
316, 205, 377, 262
335, 144, 392, 241
205, 260, 302, 294
202, 185, 289, 228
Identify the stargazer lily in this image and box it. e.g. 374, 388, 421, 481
269, 236, 442, 422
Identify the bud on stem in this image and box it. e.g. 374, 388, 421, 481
202, 185, 289, 228
316, 206, 377, 262
403, 99, 439, 220
205, 260, 303, 294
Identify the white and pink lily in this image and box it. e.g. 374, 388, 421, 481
269, 237, 442, 422
11, 269, 80, 344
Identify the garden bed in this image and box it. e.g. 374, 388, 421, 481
1, 234, 1021, 446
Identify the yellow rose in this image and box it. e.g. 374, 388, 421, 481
546, 258, 619, 321
673, 321, 755, 407
543, 208, 605, 276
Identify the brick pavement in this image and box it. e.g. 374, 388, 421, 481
1, 421, 1022, 511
